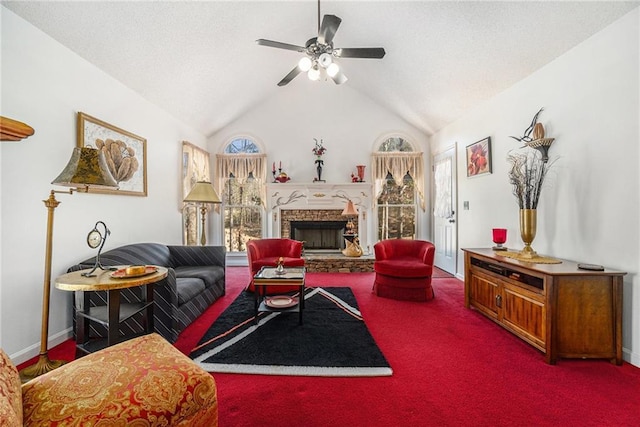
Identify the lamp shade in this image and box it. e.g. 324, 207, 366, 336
184, 181, 221, 204
341, 200, 358, 217
52, 147, 118, 189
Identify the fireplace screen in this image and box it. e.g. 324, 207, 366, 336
290, 221, 347, 251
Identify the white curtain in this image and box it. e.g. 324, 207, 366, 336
372, 152, 425, 210
215, 153, 267, 206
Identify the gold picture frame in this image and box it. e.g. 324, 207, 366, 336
182, 141, 211, 245
77, 112, 147, 196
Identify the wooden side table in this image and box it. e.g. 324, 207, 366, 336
55, 266, 168, 356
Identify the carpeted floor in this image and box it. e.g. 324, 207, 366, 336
190, 287, 392, 376
24, 267, 640, 426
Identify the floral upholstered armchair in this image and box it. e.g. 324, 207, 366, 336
0, 334, 218, 426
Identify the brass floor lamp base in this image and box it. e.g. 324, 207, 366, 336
19, 353, 66, 383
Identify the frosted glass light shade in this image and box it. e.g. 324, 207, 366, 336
327, 63, 340, 77
298, 57, 312, 71
308, 67, 320, 81
318, 53, 332, 68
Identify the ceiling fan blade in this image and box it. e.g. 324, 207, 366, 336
256, 39, 306, 53
277, 65, 303, 87
317, 14, 341, 45
335, 47, 386, 59
330, 69, 348, 85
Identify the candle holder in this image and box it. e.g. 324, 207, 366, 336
492, 228, 507, 251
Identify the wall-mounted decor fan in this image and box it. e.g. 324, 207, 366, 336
256, 2, 385, 86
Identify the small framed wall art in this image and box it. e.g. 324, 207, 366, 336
77, 112, 147, 196
466, 137, 492, 177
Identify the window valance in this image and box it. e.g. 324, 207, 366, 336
372, 152, 425, 210
216, 153, 267, 205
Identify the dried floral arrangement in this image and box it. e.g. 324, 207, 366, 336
507, 150, 555, 209
312, 138, 326, 157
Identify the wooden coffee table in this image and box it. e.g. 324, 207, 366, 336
253, 266, 305, 325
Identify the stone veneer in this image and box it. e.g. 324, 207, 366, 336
303, 253, 374, 273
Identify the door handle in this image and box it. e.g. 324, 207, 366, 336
448, 219, 455, 223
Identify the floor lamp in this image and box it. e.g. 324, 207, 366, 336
183, 181, 221, 246
19, 147, 118, 383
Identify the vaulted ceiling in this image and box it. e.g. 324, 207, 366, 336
3, 1, 638, 137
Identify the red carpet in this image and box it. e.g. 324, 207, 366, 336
24, 267, 640, 426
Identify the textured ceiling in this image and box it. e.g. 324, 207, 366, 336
2, 1, 638, 137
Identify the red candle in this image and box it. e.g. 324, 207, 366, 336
279, 161, 282, 169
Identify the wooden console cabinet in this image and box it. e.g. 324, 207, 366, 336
463, 248, 625, 365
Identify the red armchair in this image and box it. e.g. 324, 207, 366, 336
373, 239, 436, 301
246, 238, 305, 293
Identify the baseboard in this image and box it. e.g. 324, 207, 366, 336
10, 328, 73, 365
623, 347, 640, 368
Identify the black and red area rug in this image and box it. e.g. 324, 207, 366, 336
190, 287, 392, 377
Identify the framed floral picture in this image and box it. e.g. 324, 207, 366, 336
77, 112, 147, 196
466, 137, 492, 177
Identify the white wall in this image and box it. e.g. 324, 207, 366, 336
207, 77, 432, 251
0, 8, 207, 361
430, 9, 640, 366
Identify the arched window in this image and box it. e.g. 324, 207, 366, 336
372, 136, 424, 240
216, 137, 266, 252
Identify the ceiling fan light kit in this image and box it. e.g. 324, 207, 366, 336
256, 2, 385, 87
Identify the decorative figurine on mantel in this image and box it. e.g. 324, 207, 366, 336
312, 138, 326, 182
272, 161, 290, 183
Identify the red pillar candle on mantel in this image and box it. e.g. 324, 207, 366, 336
492, 228, 507, 251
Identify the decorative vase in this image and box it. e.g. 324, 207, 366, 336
492, 228, 507, 251
314, 157, 324, 182
519, 209, 537, 258
356, 165, 365, 182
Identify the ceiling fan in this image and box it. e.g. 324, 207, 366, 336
256, 1, 386, 86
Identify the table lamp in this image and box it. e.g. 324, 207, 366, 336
19, 146, 118, 383
341, 200, 358, 235
183, 181, 221, 246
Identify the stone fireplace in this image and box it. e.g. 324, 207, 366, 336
281, 210, 349, 252
266, 182, 373, 257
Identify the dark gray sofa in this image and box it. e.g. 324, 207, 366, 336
67, 243, 225, 343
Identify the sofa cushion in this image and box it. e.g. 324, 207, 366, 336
176, 277, 206, 306
71, 243, 172, 270
175, 266, 225, 288
374, 258, 431, 278
0, 348, 21, 427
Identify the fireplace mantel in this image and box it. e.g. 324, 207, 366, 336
265, 182, 374, 254
266, 182, 371, 210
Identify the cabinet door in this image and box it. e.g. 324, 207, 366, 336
469, 272, 499, 320
502, 283, 545, 351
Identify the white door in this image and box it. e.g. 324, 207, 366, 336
432, 147, 457, 274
